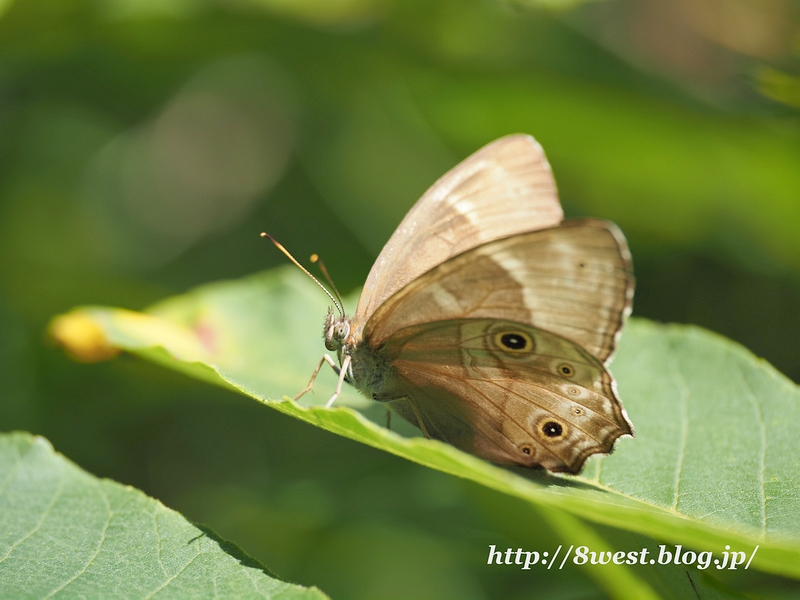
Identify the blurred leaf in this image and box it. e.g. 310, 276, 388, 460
470, 487, 745, 599
52, 267, 800, 581
534, 506, 735, 600
758, 66, 800, 110
233, 0, 389, 26
49, 310, 121, 362
301, 65, 800, 277
518, 505, 663, 600
409, 73, 800, 272
506, 0, 603, 9
0, 431, 328, 599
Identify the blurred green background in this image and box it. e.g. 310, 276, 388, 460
1, 0, 799, 598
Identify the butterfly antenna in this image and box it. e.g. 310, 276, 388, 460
260, 233, 344, 318
310, 254, 344, 314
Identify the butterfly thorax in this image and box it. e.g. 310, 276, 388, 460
323, 308, 394, 401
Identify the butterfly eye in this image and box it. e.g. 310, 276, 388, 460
494, 331, 533, 353
572, 407, 584, 416
567, 387, 580, 396
557, 363, 575, 377
333, 321, 350, 341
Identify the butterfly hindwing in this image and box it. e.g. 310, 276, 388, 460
372, 319, 633, 473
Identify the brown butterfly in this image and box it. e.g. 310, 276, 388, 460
273, 134, 634, 474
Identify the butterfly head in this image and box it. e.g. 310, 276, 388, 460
324, 307, 351, 353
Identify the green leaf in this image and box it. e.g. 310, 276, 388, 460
0, 431, 328, 599
757, 66, 800, 110
52, 267, 800, 580
505, 0, 606, 10
469, 486, 740, 600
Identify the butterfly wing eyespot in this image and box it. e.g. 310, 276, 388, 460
380, 317, 634, 471
543, 421, 562, 437
538, 419, 565, 440
493, 331, 534, 353
557, 363, 575, 377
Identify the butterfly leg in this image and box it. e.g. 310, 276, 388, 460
325, 354, 351, 408
407, 399, 431, 439
294, 354, 340, 401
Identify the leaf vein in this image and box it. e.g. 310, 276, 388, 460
0, 462, 67, 565
143, 548, 205, 599
669, 346, 690, 511
737, 363, 768, 537
42, 485, 113, 598
154, 510, 168, 577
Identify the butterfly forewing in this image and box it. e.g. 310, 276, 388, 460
364, 219, 633, 364
355, 134, 563, 325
